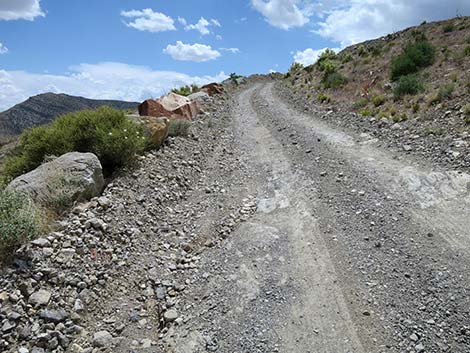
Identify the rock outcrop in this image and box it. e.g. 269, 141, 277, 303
138, 116, 170, 147
6, 152, 104, 212
201, 83, 224, 96
138, 93, 200, 120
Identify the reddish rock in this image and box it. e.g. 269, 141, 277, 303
138, 93, 200, 120
200, 83, 224, 96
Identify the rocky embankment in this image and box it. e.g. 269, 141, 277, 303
277, 82, 470, 172
0, 90, 256, 352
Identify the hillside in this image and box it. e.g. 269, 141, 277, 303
282, 17, 470, 170
0, 93, 138, 141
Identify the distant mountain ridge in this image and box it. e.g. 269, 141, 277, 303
0, 92, 139, 140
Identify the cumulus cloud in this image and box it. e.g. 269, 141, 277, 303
315, 0, 470, 47
0, 0, 44, 21
163, 41, 221, 62
184, 17, 221, 35
293, 47, 340, 66
251, 0, 310, 30
220, 47, 240, 54
0, 63, 228, 111
0, 43, 8, 54
121, 8, 176, 33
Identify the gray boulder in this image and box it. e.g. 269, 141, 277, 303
187, 91, 210, 102
7, 152, 104, 212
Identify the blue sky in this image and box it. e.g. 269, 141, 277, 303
0, 0, 469, 110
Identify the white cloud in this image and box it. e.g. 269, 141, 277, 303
293, 47, 340, 66
184, 17, 221, 35
0, 63, 228, 111
220, 47, 240, 54
0, 0, 44, 21
315, 0, 470, 47
121, 8, 176, 33
250, 0, 310, 30
215, 35, 223, 40
178, 17, 187, 26
164, 41, 221, 62
0, 43, 8, 54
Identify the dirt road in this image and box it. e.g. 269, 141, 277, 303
165, 82, 470, 353
4, 81, 469, 353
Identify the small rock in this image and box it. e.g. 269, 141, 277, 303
163, 309, 178, 322
92, 330, 113, 348
29, 289, 51, 307
39, 309, 69, 323
415, 343, 425, 352
30, 238, 51, 247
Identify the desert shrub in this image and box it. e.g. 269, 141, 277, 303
393, 74, 424, 98
390, 40, 436, 81
340, 53, 353, 63
412, 102, 420, 113
438, 83, 455, 99
0, 190, 40, 261
317, 93, 330, 103
168, 119, 192, 137
393, 113, 408, 122
3, 107, 147, 181
353, 99, 369, 109
369, 45, 382, 57
304, 65, 314, 73
372, 95, 386, 107
360, 108, 372, 117
322, 72, 346, 88
443, 22, 455, 33
318, 49, 337, 63
463, 104, 470, 124
425, 127, 446, 135
357, 45, 367, 57
318, 59, 337, 74
172, 84, 199, 96
464, 46, 470, 56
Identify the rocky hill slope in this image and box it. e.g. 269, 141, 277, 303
283, 17, 470, 170
0, 93, 138, 141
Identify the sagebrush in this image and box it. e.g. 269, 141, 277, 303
3, 106, 147, 181
0, 190, 40, 261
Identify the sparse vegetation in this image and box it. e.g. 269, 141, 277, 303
443, 22, 455, 33
172, 84, 199, 96
168, 119, 192, 137
463, 104, 470, 124
429, 83, 455, 104
360, 108, 372, 117
353, 99, 369, 109
0, 190, 40, 261
393, 74, 424, 98
317, 93, 331, 103
372, 95, 386, 107
322, 72, 347, 88
2, 107, 147, 182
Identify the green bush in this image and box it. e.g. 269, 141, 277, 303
318, 49, 337, 63
3, 107, 147, 181
464, 104, 470, 124
464, 46, 470, 57
372, 95, 386, 107
318, 59, 337, 74
317, 93, 330, 103
0, 190, 40, 261
353, 99, 369, 109
322, 72, 346, 88
168, 119, 192, 137
390, 40, 436, 81
360, 108, 372, 117
172, 85, 199, 96
438, 83, 455, 99
443, 23, 455, 33
393, 74, 424, 98
340, 53, 353, 63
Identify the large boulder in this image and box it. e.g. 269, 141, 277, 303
138, 93, 200, 120
137, 116, 170, 147
6, 152, 104, 212
200, 83, 224, 96
187, 91, 210, 102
